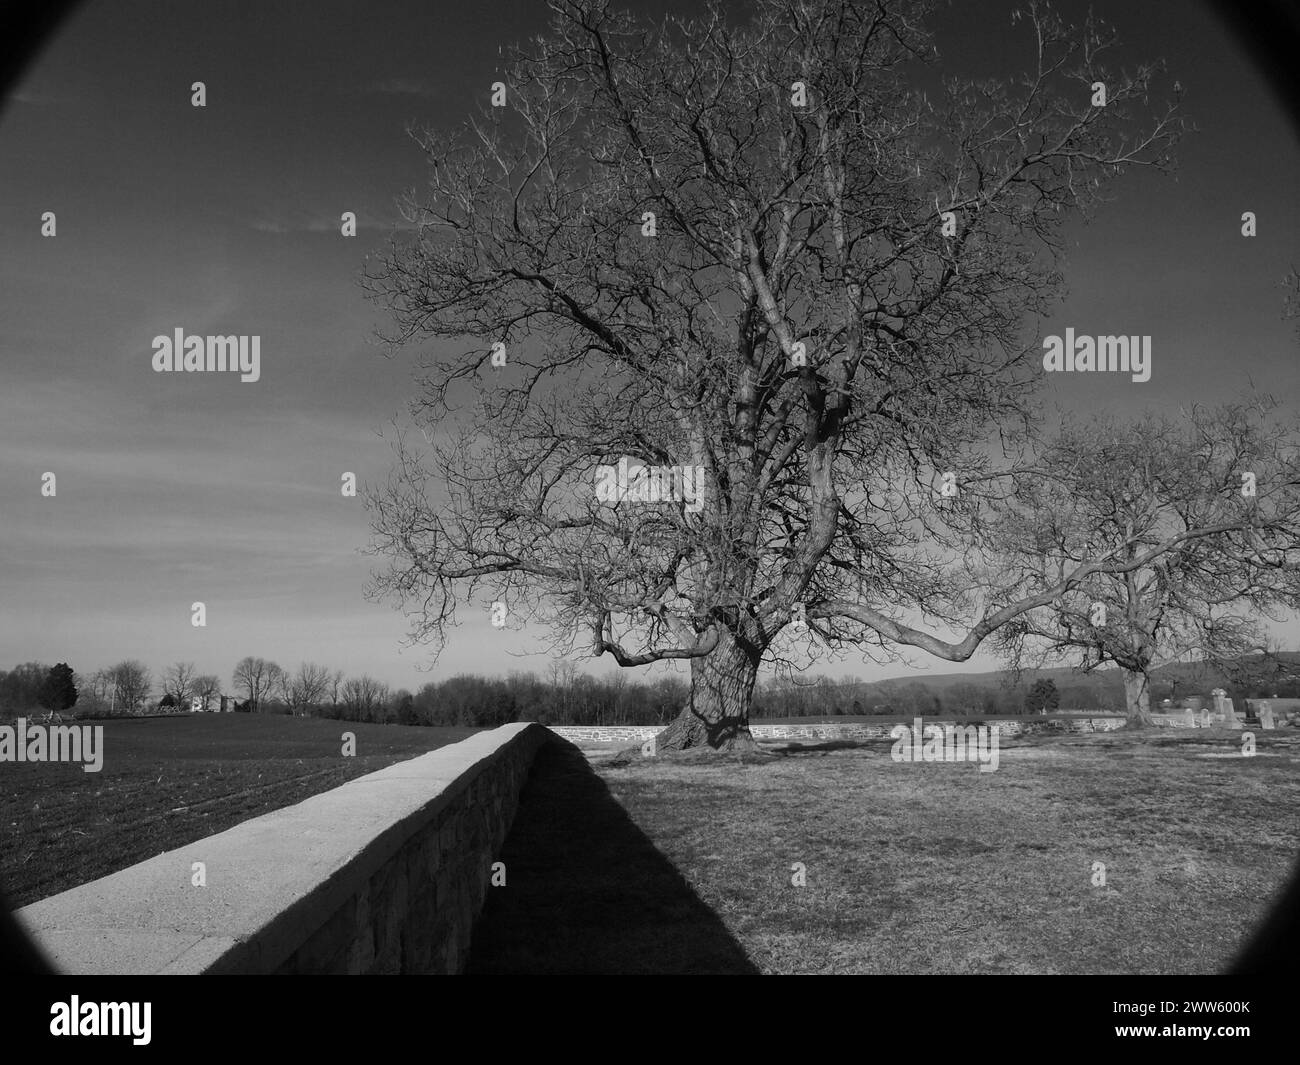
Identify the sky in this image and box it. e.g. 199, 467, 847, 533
0, 0, 1296, 695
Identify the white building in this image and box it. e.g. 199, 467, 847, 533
190, 693, 240, 712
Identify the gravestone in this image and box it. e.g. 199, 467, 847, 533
1258, 705, 1276, 730
1212, 689, 1243, 729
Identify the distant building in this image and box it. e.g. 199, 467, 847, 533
190, 693, 241, 713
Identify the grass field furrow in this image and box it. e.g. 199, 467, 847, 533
1, 715, 479, 907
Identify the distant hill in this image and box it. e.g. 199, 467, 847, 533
755, 652, 1300, 715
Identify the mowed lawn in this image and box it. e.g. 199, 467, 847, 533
471, 729, 1300, 975
1, 714, 479, 908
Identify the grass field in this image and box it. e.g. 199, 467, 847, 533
468, 729, 1300, 974
0, 714, 479, 908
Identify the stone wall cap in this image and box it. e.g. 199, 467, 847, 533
15, 722, 547, 975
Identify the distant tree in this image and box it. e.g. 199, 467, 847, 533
392, 689, 416, 725
275, 662, 331, 715
232, 657, 281, 713
107, 660, 152, 714
37, 663, 78, 713
1025, 679, 1060, 714
0, 662, 49, 713
1057, 684, 1098, 711
193, 674, 222, 709
893, 682, 940, 716
296, 663, 331, 713
164, 662, 198, 709
159, 692, 177, 709
263, 662, 287, 712
72, 668, 114, 715
342, 675, 390, 722
948, 682, 984, 716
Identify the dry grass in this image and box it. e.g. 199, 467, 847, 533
473, 729, 1300, 974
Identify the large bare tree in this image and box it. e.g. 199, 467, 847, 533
365, 0, 1198, 750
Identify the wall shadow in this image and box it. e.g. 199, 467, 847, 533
466, 739, 760, 974
0, 885, 54, 975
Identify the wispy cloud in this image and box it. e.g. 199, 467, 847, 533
5, 87, 65, 107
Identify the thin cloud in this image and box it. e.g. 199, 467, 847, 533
5, 87, 65, 106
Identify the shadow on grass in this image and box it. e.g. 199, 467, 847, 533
765, 738, 873, 754
465, 739, 760, 974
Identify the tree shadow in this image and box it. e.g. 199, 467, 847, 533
1230, 851, 1300, 974
466, 739, 760, 974
765, 738, 872, 754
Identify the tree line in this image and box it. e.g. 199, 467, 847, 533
5, 656, 1298, 726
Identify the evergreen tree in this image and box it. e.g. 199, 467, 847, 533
37, 662, 78, 713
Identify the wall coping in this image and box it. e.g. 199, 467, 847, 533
16, 722, 543, 975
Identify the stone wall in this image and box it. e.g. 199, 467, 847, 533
1148, 709, 1237, 728
16, 722, 551, 975
549, 715, 1128, 746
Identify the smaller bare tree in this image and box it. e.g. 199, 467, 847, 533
193, 674, 222, 710
164, 661, 198, 709
232, 657, 282, 713
285, 662, 331, 714
988, 402, 1300, 726
342, 675, 390, 722
108, 660, 152, 714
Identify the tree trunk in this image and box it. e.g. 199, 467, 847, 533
655, 630, 762, 752
1122, 668, 1155, 728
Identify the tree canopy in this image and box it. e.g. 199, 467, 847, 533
361, 0, 1264, 750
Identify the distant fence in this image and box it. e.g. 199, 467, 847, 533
16, 722, 551, 974
549, 714, 1129, 745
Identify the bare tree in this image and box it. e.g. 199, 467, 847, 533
342, 675, 390, 722
73, 668, 114, 714
107, 660, 152, 714
231, 656, 281, 713
164, 661, 198, 709
283, 662, 331, 714
265, 661, 287, 711
988, 403, 1300, 726
364, 0, 1193, 749
193, 673, 222, 710
328, 669, 345, 707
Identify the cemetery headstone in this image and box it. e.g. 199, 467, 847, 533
1211, 689, 1243, 728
